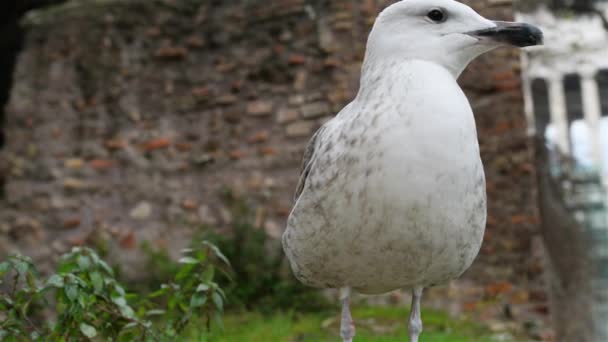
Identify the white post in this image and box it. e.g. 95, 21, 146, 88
548, 74, 570, 154
520, 54, 536, 137
580, 68, 603, 173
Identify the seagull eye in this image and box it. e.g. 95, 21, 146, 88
427, 9, 446, 23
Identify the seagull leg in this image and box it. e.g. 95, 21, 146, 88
408, 287, 424, 342
340, 287, 356, 342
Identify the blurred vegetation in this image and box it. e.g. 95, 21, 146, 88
141, 188, 330, 314
0, 242, 229, 341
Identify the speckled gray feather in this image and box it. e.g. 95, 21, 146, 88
283, 58, 487, 295
294, 126, 326, 203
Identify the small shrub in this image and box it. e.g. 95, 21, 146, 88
146, 241, 232, 336
0, 241, 229, 341
0, 255, 41, 341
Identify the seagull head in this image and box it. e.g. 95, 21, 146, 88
367, 0, 543, 77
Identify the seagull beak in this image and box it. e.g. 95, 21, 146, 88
467, 21, 544, 47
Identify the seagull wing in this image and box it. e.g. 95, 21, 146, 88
294, 125, 327, 203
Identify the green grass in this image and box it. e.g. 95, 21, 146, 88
185, 306, 502, 342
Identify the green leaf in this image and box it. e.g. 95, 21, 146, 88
88, 252, 114, 276
125, 293, 139, 302
195, 251, 207, 264
57, 261, 78, 274
122, 322, 138, 330
175, 263, 196, 281
196, 284, 209, 292
0, 262, 10, 276
76, 255, 91, 271
64, 273, 87, 288
144, 309, 166, 316
212, 292, 223, 312
216, 266, 234, 283
79, 323, 97, 338
149, 287, 168, 298
20, 300, 31, 318
118, 304, 135, 319
78, 292, 87, 308
202, 241, 231, 266
64, 284, 78, 302
189, 293, 207, 308
111, 296, 127, 307
111, 294, 136, 319
113, 284, 126, 296
178, 257, 198, 265
214, 286, 227, 300
69, 247, 84, 255
164, 327, 177, 338
89, 271, 103, 293
12, 259, 30, 275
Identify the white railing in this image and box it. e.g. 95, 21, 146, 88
523, 69, 607, 169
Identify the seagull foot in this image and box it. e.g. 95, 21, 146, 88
409, 318, 422, 342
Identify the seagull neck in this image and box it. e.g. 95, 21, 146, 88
356, 56, 458, 100
356, 56, 395, 100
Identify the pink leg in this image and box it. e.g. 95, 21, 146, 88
409, 287, 424, 342
340, 288, 355, 342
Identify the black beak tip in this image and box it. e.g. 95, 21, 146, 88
519, 23, 544, 47
498, 22, 544, 48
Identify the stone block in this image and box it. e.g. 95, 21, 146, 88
247, 100, 274, 116
286, 121, 315, 138
301, 102, 330, 119
277, 108, 299, 124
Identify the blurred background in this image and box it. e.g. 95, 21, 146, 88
0, 0, 607, 341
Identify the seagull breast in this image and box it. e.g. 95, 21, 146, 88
283, 59, 487, 295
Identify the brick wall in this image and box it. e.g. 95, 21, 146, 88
0, 0, 548, 337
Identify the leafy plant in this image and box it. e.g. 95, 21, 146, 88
0, 255, 41, 341
0, 241, 230, 341
47, 247, 153, 340
146, 241, 231, 338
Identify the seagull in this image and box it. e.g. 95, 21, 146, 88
282, 0, 543, 341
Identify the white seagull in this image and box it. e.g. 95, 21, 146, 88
282, 0, 543, 341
